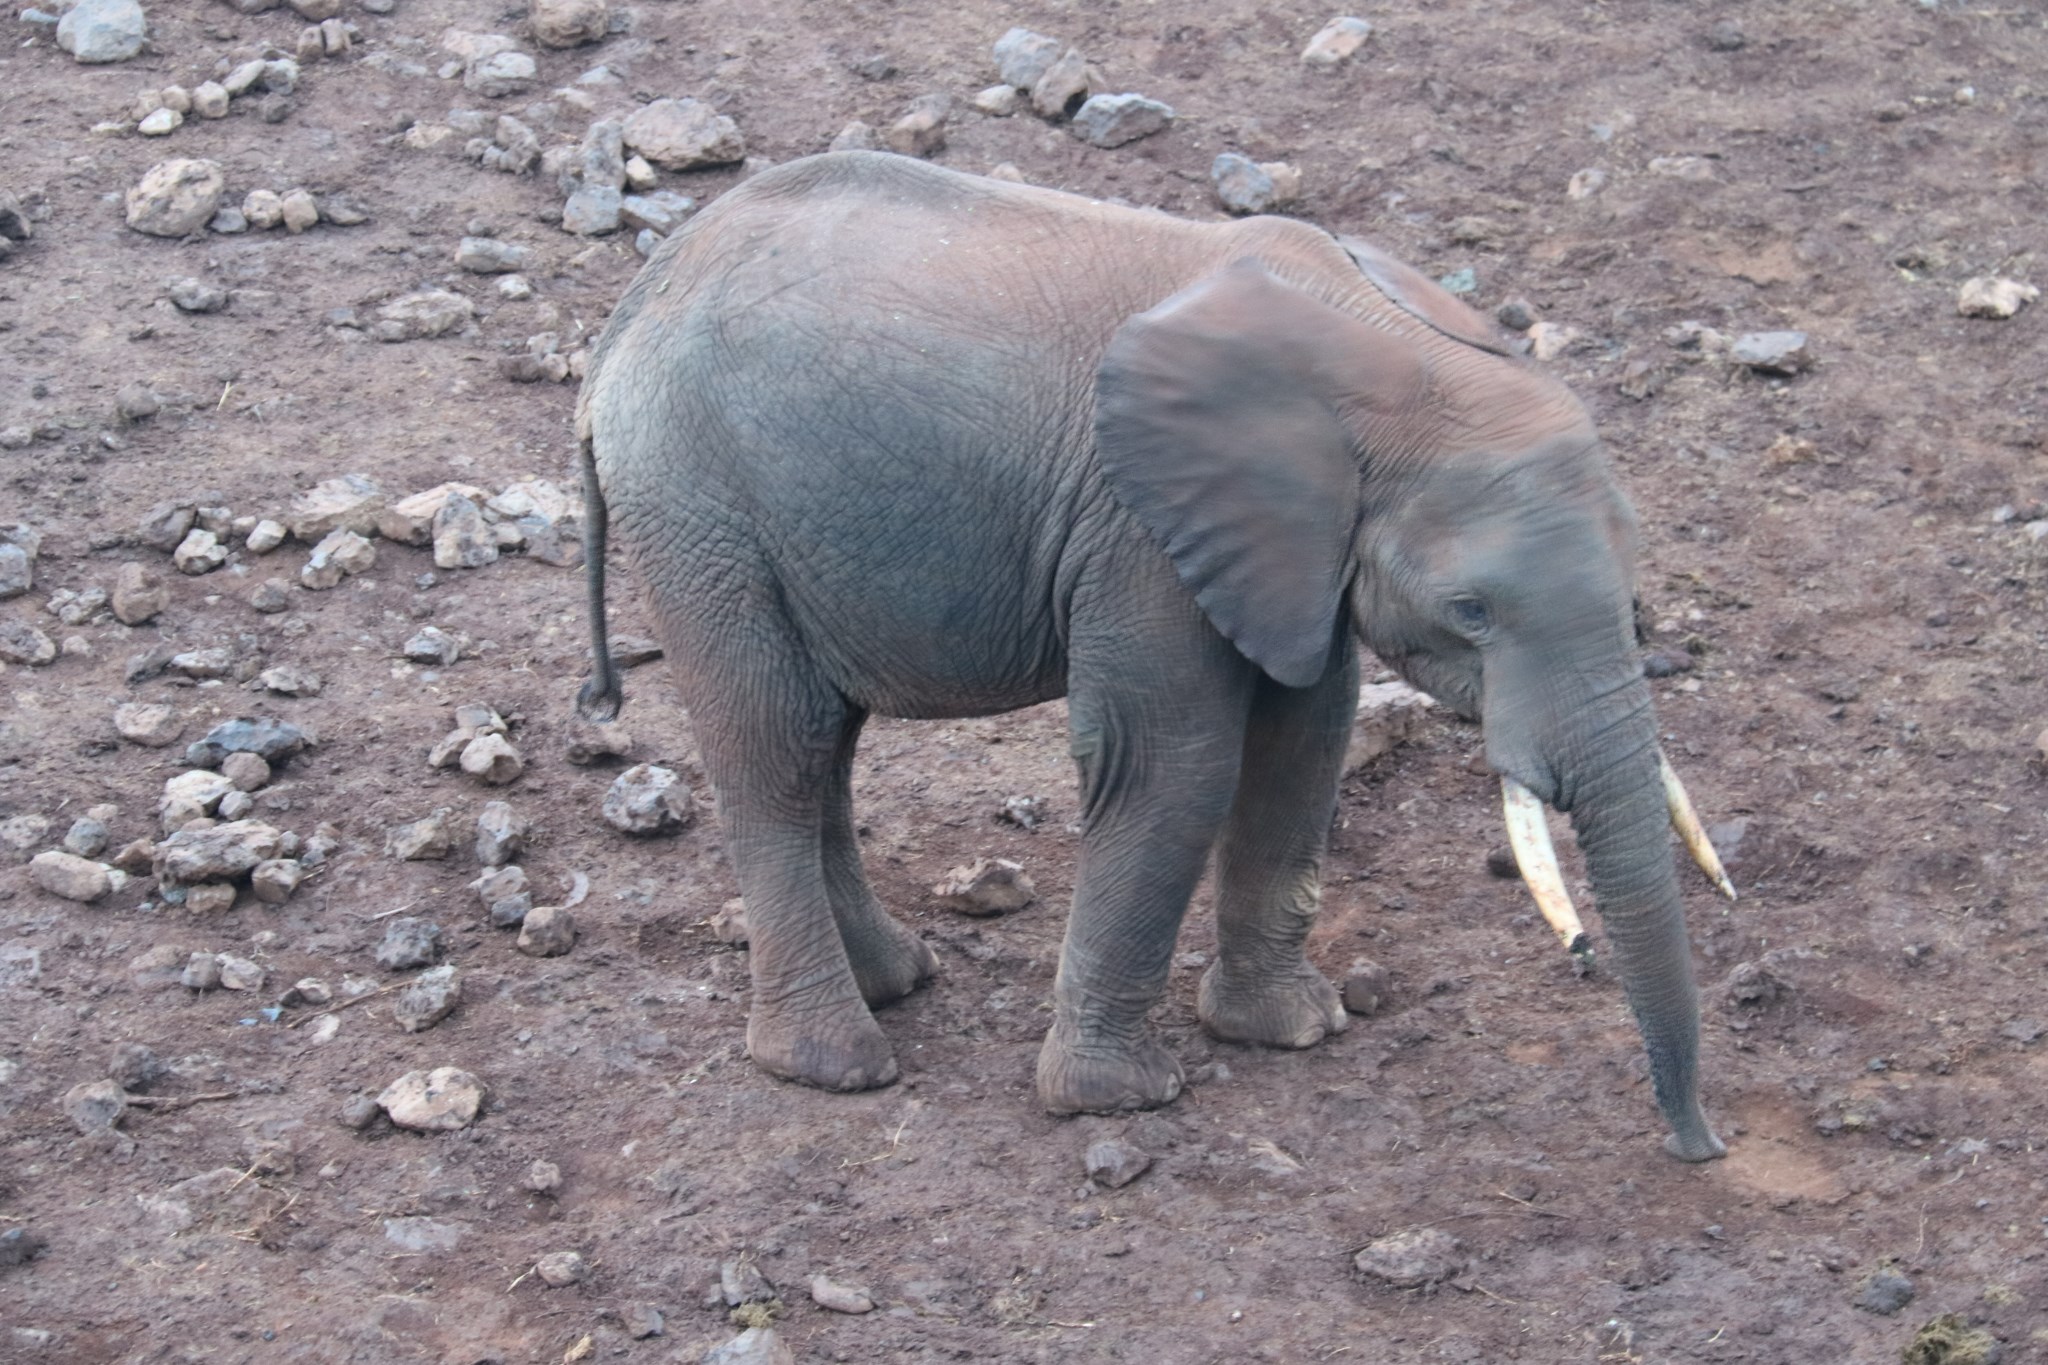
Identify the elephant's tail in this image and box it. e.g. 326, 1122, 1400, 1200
575, 423, 623, 722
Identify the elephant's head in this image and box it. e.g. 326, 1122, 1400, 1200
1094, 254, 1728, 1161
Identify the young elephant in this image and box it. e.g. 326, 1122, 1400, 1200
577, 151, 1730, 1161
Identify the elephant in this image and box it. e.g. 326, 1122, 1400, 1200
575, 150, 1731, 1161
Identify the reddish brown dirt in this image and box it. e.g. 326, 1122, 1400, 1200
4, 1, 2047, 1361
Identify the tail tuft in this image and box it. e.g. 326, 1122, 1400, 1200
576, 673, 622, 723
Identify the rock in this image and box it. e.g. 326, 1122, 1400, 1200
335, 1092, 382, 1130
168, 646, 232, 680
466, 50, 538, 98
828, 121, 877, 153
288, 474, 384, 541
1566, 168, 1607, 200
460, 733, 524, 785
620, 190, 694, 235
380, 1216, 461, 1252
187, 717, 309, 768
0, 1226, 47, 1268
1345, 680, 1433, 770
216, 791, 255, 822
375, 291, 476, 341
376, 918, 445, 971
1725, 960, 1785, 1007
1957, 276, 2038, 319
703, 1328, 795, 1365
886, 103, 947, 159
378, 484, 487, 544
155, 819, 282, 881
1030, 48, 1092, 119
167, 275, 230, 314
1, 813, 51, 857
279, 190, 319, 234
181, 951, 222, 989
475, 801, 527, 866
242, 520, 284, 553
971, 85, 1018, 117
62, 1079, 129, 1135
1706, 17, 1745, 50
1084, 1137, 1152, 1188
248, 579, 291, 613
394, 964, 462, 1032
1353, 1227, 1465, 1288
931, 858, 1035, 916
126, 160, 225, 238
535, 1250, 586, 1286
0, 621, 56, 666
138, 107, 182, 137
377, 1066, 485, 1131
220, 752, 271, 792
281, 976, 332, 1007
1999, 1017, 2043, 1044
405, 627, 467, 668
248, 858, 303, 904
472, 863, 529, 909
523, 1158, 562, 1194
386, 810, 454, 861
623, 98, 743, 170
455, 237, 531, 274
1484, 845, 1519, 879
562, 184, 623, 235
63, 817, 111, 858
602, 764, 693, 834
192, 80, 229, 118
1211, 153, 1301, 215
1853, 1265, 1915, 1315
30, 850, 113, 902
1302, 16, 1372, 66
169, 528, 227, 576
708, 896, 748, 945
1901, 1314, 1999, 1365
531, 0, 606, 48
149, 755, 221, 811
433, 493, 499, 569
217, 954, 265, 990
1071, 93, 1171, 148
139, 503, 196, 553
57, 0, 146, 63
624, 154, 657, 190
623, 1304, 664, 1338
517, 903, 576, 956
0, 546, 31, 601
721, 1259, 777, 1306
809, 1275, 873, 1314
1730, 331, 1813, 375
106, 1041, 163, 1091
1341, 959, 1390, 1015
564, 720, 634, 766
1528, 321, 1581, 362
994, 27, 1062, 90
130, 944, 188, 988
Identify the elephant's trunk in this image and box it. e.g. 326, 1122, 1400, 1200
1551, 689, 1725, 1161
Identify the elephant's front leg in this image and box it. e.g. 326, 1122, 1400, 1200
1036, 654, 1254, 1114
1198, 640, 1358, 1049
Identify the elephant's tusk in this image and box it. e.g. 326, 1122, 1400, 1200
1658, 752, 1737, 901
1501, 777, 1593, 968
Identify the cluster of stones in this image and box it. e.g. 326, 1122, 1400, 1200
123, 157, 363, 239
426, 702, 525, 786
985, 28, 1175, 149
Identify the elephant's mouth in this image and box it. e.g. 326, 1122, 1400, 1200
1497, 752, 1735, 969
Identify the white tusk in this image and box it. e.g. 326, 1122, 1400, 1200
1501, 777, 1593, 967
1658, 752, 1737, 901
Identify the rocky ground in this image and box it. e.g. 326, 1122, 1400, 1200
3, 0, 2047, 1362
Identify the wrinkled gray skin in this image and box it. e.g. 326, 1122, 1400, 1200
577, 151, 1724, 1161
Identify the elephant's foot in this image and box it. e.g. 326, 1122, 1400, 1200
838, 910, 938, 1009
1035, 1020, 1184, 1115
1197, 959, 1348, 1049
747, 1000, 899, 1092
1662, 1111, 1728, 1162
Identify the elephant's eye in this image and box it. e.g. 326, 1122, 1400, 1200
1450, 596, 1490, 633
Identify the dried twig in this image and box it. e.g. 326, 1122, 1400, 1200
349, 900, 416, 923
124, 1090, 239, 1111
287, 982, 406, 1029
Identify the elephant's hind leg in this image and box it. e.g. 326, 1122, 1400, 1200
824, 708, 937, 1007
1198, 643, 1357, 1050
685, 640, 898, 1092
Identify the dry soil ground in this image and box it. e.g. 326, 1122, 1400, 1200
3, 0, 2047, 1362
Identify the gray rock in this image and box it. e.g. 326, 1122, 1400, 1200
375, 291, 475, 341
170, 527, 227, 575
1030, 48, 1091, 119
1957, 276, 2039, 319
455, 236, 531, 273
1084, 1137, 1152, 1188
566, 118, 627, 193
282, 976, 332, 1007
522, 1158, 562, 1194
339, 1093, 382, 1129
886, 100, 948, 158
994, 27, 1062, 90
564, 720, 634, 765
622, 98, 743, 170
708, 897, 748, 945
394, 964, 462, 1032
517, 903, 576, 956
221, 751, 271, 791
62, 1079, 129, 1135
466, 49, 537, 98
30, 850, 113, 902
0, 544, 31, 600
633, 228, 660, 258
489, 891, 533, 927
721, 1258, 777, 1306
619, 190, 694, 235
138, 106, 183, 136
475, 802, 527, 866
116, 703, 186, 749
382, 1216, 463, 1251
532, 0, 607, 48
217, 954, 264, 991
168, 277, 230, 314
0, 620, 56, 666
192, 80, 229, 118
1706, 18, 1745, 51
107, 1042, 163, 1091
375, 917, 445, 971
971, 84, 1019, 117
534, 1250, 586, 1286
64, 817, 111, 858
249, 858, 303, 904
288, 473, 384, 540
623, 1303, 664, 1337
1725, 960, 1785, 1007
460, 733, 524, 784
186, 717, 309, 768
1341, 958, 1389, 1015
180, 951, 222, 989
377, 1066, 485, 1131
931, 858, 1034, 916
56, 0, 145, 63
110, 562, 168, 624
471, 863, 529, 911
249, 579, 292, 613
809, 1274, 874, 1314
1212, 153, 1275, 214
433, 493, 498, 569
1730, 331, 1813, 375
1346, 680, 1432, 771
159, 769, 235, 829
1, 812, 52, 856
828, 120, 877, 153
1353, 1227, 1464, 1287
0, 1226, 46, 1268
386, 810, 454, 861
130, 944, 188, 988
602, 763, 693, 835
1301, 16, 1372, 67
1852, 1265, 1914, 1315
126, 159, 225, 238
703, 1327, 795, 1365
138, 501, 196, 549
562, 184, 622, 235
155, 820, 283, 882
405, 626, 466, 667
1070, 93, 1174, 148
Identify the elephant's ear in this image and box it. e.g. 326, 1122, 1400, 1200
1095, 258, 1416, 687
1334, 234, 1522, 357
